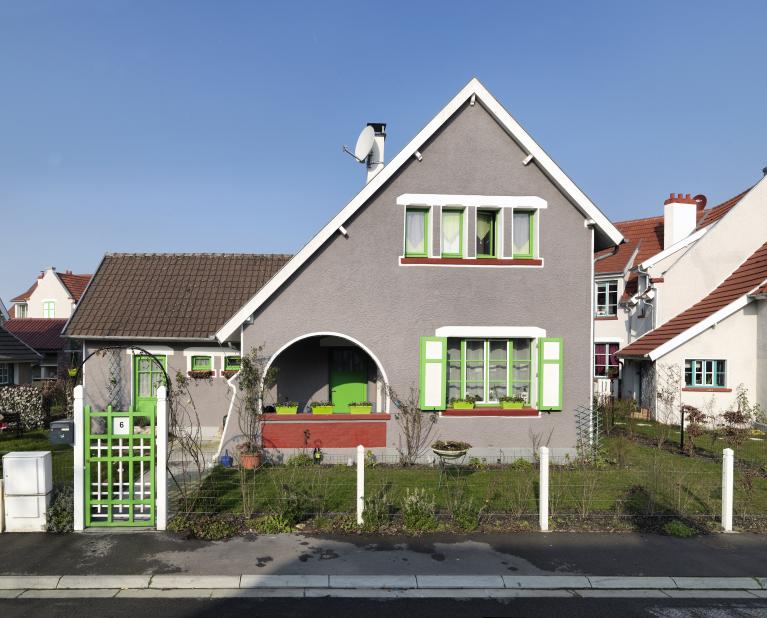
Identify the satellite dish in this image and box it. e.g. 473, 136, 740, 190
353, 125, 375, 162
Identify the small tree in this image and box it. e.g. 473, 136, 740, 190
383, 383, 438, 466
237, 345, 279, 457
720, 384, 758, 447
682, 404, 706, 456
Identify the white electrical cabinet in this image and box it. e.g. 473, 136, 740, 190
2, 451, 53, 532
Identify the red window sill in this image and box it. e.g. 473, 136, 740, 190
682, 387, 731, 393
264, 413, 391, 422
400, 257, 542, 266
594, 316, 618, 321
442, 408, 539, 417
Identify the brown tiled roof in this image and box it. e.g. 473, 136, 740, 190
10, 281, 38, 303
618, 241, 767, 359
696, 189, 749, 229
64, 253, 292, 340
3, 319, 68, 351
0, 324, 42, 362
57, 272, 92, 301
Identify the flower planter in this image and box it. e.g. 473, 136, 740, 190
275, 405, 298, 415
239, 452, 262, 470
188, 370, 214, 380
432, 448, 469, 459
349, 405, 373, 414
451, 401, 475, 410
221, 370, 238, 379
67, 368, 78, 378
501, 401, 525, 409
312, 406, 334, 415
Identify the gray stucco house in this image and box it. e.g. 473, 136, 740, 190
64, 78, 623, 459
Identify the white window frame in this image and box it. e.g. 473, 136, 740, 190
182, 347, 238, 377
595, 279, 619, 317
0, 363, 10, 385
594, 341, 620, 378
15, 303, 28, 318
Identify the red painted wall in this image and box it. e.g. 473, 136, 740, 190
263, 421, 387, 448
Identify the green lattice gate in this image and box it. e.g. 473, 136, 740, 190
84, 404, 156, 527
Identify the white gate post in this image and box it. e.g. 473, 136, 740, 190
356, 444, 365, 526
721, 448, 734, 533
539, 446, 549, 532
156, 386, 168, 531
73, 385, 84, 532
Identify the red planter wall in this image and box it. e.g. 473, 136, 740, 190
263, 421, 387, 448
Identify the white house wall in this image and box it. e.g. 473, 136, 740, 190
758, 299, 767, 412
24, 270, 75, 319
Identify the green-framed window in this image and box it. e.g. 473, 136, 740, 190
685, 359, 726, 388
512, 210, 534, 258
441, 209, 463, 257
405, 207, 429, 257
191, 355, 212, 371
446, 338, 532, 404
225, 355, 241, 371
476, 210, 497, 258
42, 301, 55, 318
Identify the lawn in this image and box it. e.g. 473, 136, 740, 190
0, 430, 73, 488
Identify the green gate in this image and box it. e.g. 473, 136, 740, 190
84, 404, 155, 527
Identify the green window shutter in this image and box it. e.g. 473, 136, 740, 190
419, 336, 447, 410
537, 338, 564, 411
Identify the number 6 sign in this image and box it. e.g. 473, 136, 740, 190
113, 417, 130, 435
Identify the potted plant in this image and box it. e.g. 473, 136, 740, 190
349, 401, 373, 414
499, 395, 527, 409
450, 395, 478, 410
237, 441, 262, 469
67, 368, 78, 378
310, 401, 334, 415
432, 440, 472, 458
275, 401, 299, 415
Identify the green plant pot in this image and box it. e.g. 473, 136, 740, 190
501, 401, 525, 409
349, 405, 372, 414
275, 405, 298, 415
452, 401, 475, 410
312, 406, 334, 415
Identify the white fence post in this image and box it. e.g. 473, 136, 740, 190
156, 386, 168, 531
539, 446, 549, 532
721, 447, 734, 533
73, 385, 84, 532
356, 444, 365, 526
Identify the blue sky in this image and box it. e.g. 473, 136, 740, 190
1, 1, 766, 301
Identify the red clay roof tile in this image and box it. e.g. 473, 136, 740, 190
3, 318, 69, 351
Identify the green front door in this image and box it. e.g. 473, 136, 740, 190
329, 349, 367, 412
133, 355, 167, 415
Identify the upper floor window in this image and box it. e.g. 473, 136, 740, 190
16, 303, 28, 318
594, 343, 619, 377
225, 356, 241, 371
191, 355, 212, 371
512, 211, 534, 258
441, 209, 463, 257
476, 210, 497, 258
685, 359, 726, 388
595, 280, 618, 316
405, 208, 429, 257
42, 301, 56, 318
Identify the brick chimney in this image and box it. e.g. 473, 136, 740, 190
663, 193, 697, 248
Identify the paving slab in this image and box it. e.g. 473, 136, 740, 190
149, 575, 240, 589
305, 588, 406, 598
672, 576, 761, 589
240, 574, 328, 588
19, 589, 119, 599
416, 575, 505, 589
0, 576, 61, 590
210, 588, 305, 598
0, 590, 23, 599
758, 578, 767, 589
665, 590, 758, 599
588, 576, 677, 589
117, 588, 215, 599
503, 575, 591, 589
57, 575, 151, 589
749, 590, 767, 598
329, 575, 417, 589
577, 589, 670, 598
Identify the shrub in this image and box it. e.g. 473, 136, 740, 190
285, 453, 314, 467
447, 488, 485, 532
661, 519, 697, 538
0, 385, 44, 430
510, 458, 533, 471
46, 486, 74, 533
401, 487, 437, 531
167, 515, 241, 540
270, 482, 313, 525
250, 514, 293, 533
362, 488, 391, 531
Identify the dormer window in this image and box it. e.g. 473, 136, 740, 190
404, 208, 429, 257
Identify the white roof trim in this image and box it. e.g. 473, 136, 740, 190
435, 326, 546, 339
127, 346, 174, 356
639, 227, 707, 271
396, 194, 547, 209
216, 77, 623, 342
648, 294, 753, 361
595, 336, 623, 344
182, 347, 239, 357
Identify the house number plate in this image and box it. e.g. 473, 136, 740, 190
113, 417, 130, 435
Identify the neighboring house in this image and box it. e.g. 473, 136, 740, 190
65, 78, 623, 458
593, 173, 767, 422
0, 297, 8, 323
8, 267, 91, 319
0, 323, 42, 386
2, 318, 76, 383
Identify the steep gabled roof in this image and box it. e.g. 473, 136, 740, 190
617, 240, 767, 360
595, 215, 663, 275
3, 319, 69, 351
216, 77, 624, 342
0, 323, 42, 362
696, 189, 749, 229
56, 272, 92, 301
10, 281, 38, 303
63, 254, 291, 340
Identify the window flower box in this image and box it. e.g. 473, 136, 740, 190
310, 401, 334, 415
187, 370, 214, 380
349, 402, 373, 414
499, 396, 526, 409
450, 397, 478, 410
221, 370, 238, 379
276, 402, 299, 415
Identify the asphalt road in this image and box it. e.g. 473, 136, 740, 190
2, 597, 767, 617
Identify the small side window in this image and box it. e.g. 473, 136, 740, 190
476, 210, 497, 258
441, 209, 463, 257
405, 208, 429, 257
225, 356, 241, 371
512, 211, 534, 258
191, 356, 212, 371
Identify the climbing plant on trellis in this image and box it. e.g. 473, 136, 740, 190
575, 403, 602, 461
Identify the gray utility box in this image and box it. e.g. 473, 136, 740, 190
49, 419, 74, 445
